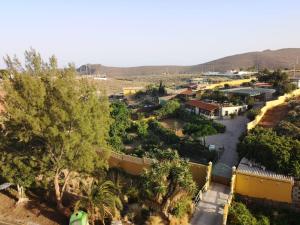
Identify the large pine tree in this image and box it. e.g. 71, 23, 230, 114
0, 49, 111, 214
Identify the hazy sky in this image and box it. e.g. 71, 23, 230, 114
1, 0, 300, 68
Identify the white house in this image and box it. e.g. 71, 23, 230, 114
220, 104, 248, 117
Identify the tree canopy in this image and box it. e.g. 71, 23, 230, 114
0, 49, 111, 214
237, 127, 300, 177
108, 101, 131, 151
141, 153, 196, 221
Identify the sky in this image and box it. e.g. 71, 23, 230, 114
0, 0, 300, 68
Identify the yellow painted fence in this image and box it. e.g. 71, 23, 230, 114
109, 151, 211, 188
235, 170, 294, 203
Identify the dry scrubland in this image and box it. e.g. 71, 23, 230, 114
80, 73, 230, 95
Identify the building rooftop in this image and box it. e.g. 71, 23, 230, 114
186, 100, 219, 112
237, 158, 293, 182
179, 89, 195, 96
220, 87, 276, 96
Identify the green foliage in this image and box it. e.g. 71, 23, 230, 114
0, 49, 111, 209
228, 199, 300, 225
148, 120, 180, 147
201, 90, 228, 103
258, 69, 296, 95
247, 109, 260, 121
135, 120, 149, 138
141, 153, 196, 219
158, 80, 166, 96
171, 197, 193, 218
177, 109, 226, 133
157, 99, 180, 119
228, 202, 258, 225
76, 179, 122, 224
183, 123, 217, 137
237, 127, 300, 177
109, 101, 131, 151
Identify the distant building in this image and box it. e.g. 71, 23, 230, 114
220, 87, 276, 101
254, 82, 273, 88
123, 87, 144, 96
185, 100, 220, 118
290, 77, 300, 88
177, 89, 196, 101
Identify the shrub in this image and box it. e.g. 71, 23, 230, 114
246, 109, 260, 121
157, 100, 180, 119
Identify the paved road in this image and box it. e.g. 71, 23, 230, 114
190, 183, 230, 225
206, 115, 248, 167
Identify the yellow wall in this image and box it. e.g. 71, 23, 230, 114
109, 152, 210, 188
247, 88, 300, 130
203, 78, 254, 90
123, 87, 143, 96
235, 171, 293, 203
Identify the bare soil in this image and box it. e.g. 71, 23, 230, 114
259, 103, 289, 128
0, 190, 67, 225
159, 118, 185, 137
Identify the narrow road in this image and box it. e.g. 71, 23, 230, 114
190, 183, 230, 225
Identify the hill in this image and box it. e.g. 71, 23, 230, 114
77, 48, 300, 76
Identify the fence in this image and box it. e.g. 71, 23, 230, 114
193, 162, 212, 205
222, 167, 236, 225
234, 169, 294, 203
247, 89, 300, 130
109, 151, 211, 188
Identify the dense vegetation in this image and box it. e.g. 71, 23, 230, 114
238, 126, 300, 177
0, 50, 199, 224
109, 101, 131, 151
258, 69, 296, 95
228, 199, 300, 225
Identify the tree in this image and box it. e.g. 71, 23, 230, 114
228, 202, 257, 225
109, 102, 131, 151
158, 81, 166, 96
76, 180, 122, 225
183, 123, 217, 145
0, 152, 37, 203
258, 69, 296, 95
237, 127, 300, 177
157, 100, 180, 119
141, 153, 196, 221
0, 49, 111, 215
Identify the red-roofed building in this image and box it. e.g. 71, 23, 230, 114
254, 82, 273, 88
177, 89, 196, 101
185, 100, 220, 118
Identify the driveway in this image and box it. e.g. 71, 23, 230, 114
206, 115, 248, 167
190, 183, 230, 225
205, 116, 248, 177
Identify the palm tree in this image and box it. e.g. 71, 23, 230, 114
76, 180, 122, 225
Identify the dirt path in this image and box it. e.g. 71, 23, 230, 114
259, 103, 289, 128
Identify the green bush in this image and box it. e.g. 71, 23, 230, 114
157, 99, 180, 119
246, 109, 260, 121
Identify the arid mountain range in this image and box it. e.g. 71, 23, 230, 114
77, 48, 300, 76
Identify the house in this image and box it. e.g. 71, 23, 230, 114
177, 89, 196, 101
123, 87, 144, 96
185, 100, 220, 118
220, 104, 248, 117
